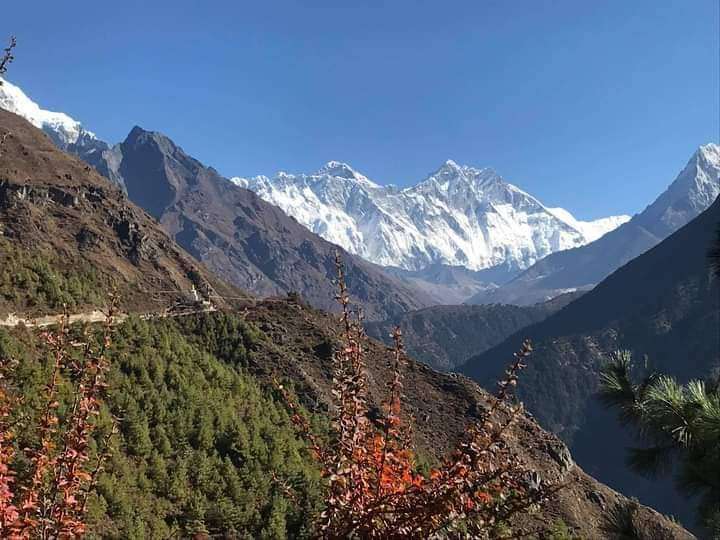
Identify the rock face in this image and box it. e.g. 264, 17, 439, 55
471, 144, 720, 305
233, 160, 628, 274
0, 108, 239, 315
106, 126, 431, 320
461, 195, 720, 528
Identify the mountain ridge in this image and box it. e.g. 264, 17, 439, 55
0, 77, 631, 282
233, 159, 629, 273
470, 143, 720, 305
104, 125, 432, 320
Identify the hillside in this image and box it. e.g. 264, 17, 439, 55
471, 144, 720, 305
365, 292, 580, 371
0, 298, 691, 538
462, 194, 720, 527
0, 109, 241, 316
102, 126, 431, 321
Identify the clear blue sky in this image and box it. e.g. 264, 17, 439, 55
2, 1, 718, 219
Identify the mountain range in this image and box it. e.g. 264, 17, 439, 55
101, 126, 432, 320
0, 77, 436, 319
7, 76, 718, 315
0, 78, 633, 287
232, 161, 628, 275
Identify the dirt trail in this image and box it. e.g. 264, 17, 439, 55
0, 306, 218, 328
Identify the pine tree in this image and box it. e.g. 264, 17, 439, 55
599, 352, 720, 534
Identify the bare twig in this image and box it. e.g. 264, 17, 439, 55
0, 37, 16, 82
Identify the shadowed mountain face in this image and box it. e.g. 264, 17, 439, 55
461, 195, 720, 528
471, 144, 720, 306
107, 127, 431, 321
0, 109, 240, 316
366, 292, 580, 371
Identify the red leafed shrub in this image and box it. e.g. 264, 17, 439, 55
0, 304, 116, 539
276, 253, 552, 538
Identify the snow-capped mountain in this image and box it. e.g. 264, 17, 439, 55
469, 143, 720, 305
232, 161, 629, 272
0, 77, 119, 187
0, 77, 93, 147
0, 77, 629, 276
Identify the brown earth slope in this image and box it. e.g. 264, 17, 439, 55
0, 109, 243, 316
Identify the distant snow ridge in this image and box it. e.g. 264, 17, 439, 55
232, 160, 629, 271
0, 77, 95, 148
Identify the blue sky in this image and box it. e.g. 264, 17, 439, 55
2, 1, 718, 219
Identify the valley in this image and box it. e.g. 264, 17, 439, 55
0, 12, 717, 535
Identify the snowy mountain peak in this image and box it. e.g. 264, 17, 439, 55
0, 77, 95, 148
312, 160, 380, 188
318, 160, 356, 177
437, 159, 462, 173
698, 143, 720, 167
635, 142, 720, 233
418, 160, 502, 195
236, 160, 629, 271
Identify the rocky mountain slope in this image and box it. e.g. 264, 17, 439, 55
471, 144, 720, 305
102, 126, 431, 320
461, 194, 720, 528
233, 160, 628, 274
0, 108, 239, 316
366, 292, 580, 371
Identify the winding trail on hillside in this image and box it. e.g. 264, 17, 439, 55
0, 305, 219, 328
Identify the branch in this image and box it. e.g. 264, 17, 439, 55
0, 37, 16, 81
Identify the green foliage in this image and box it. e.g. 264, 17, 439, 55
0, 315, 323, 539
600, 352, 720, 533
0, 239, 105, 312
